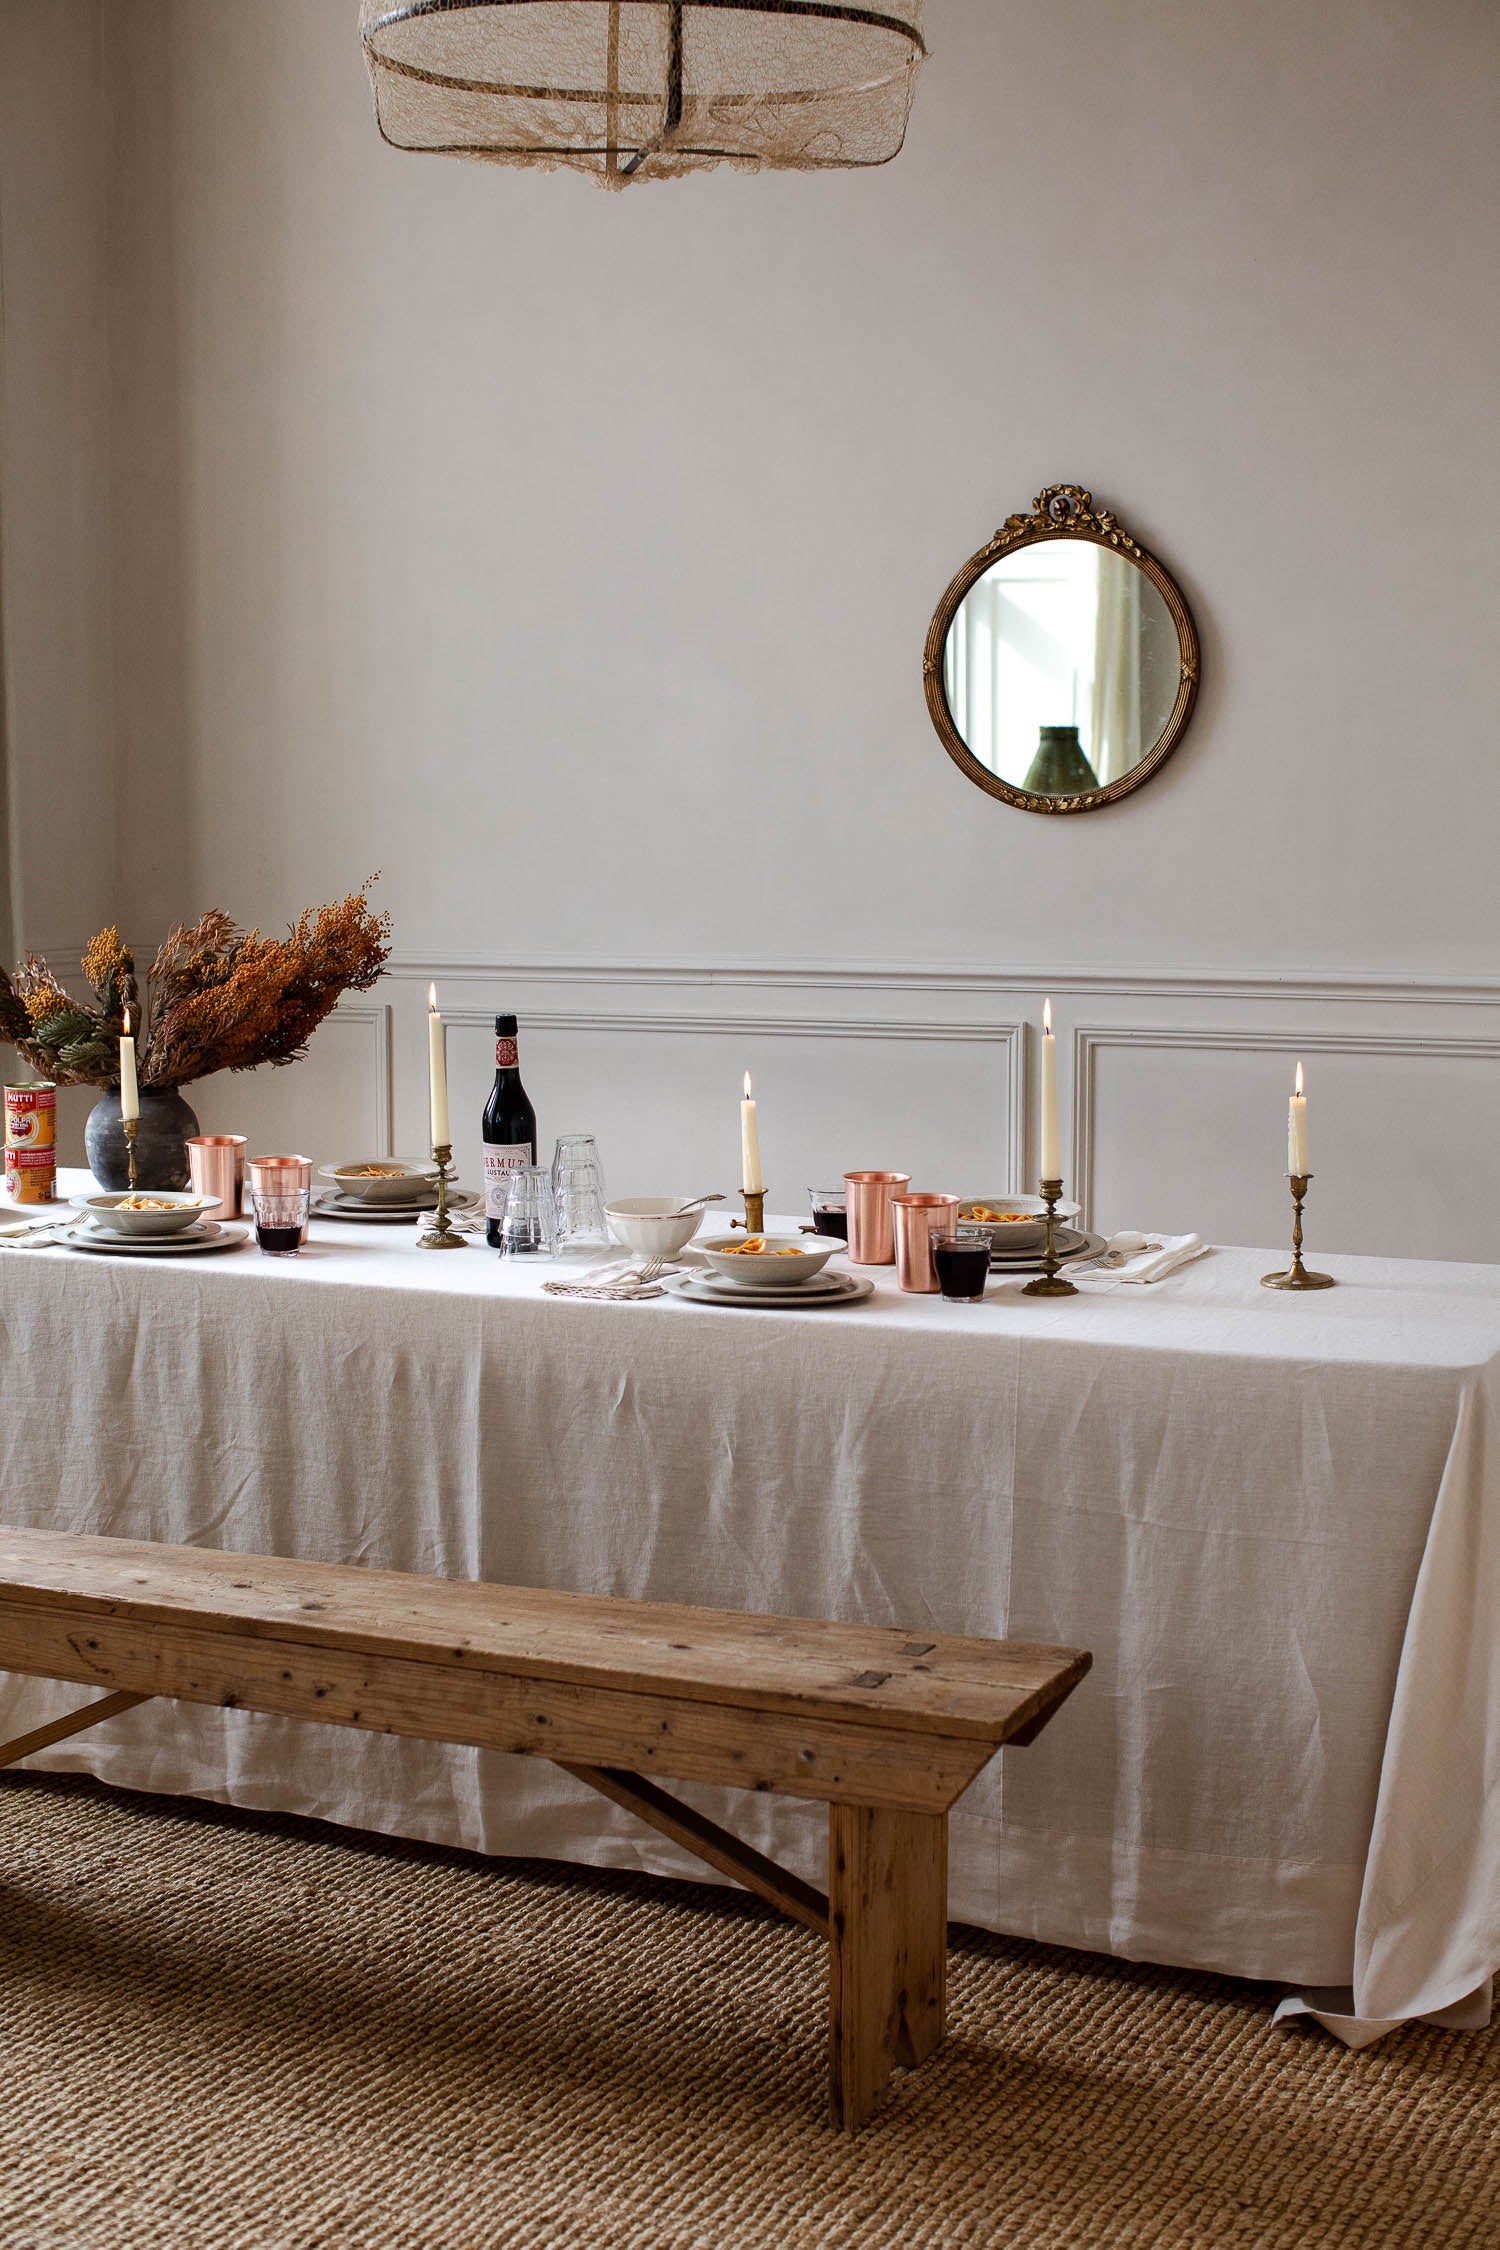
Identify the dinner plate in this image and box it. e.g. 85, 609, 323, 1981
312, 1189, 479, 1223
988, 1228, 1106, 1274
66, 1220, 250, 1256
665, 1271, 874, 1310
987, 1224, 1088, 1261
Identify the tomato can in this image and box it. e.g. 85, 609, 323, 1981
4, 1082, 56, 1150
4, 1144, 57, 1203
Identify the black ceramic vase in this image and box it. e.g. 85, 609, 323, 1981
85, 1088, 201, 1191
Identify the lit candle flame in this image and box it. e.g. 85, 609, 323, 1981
428, 983, 438, 1012
1295, 1059, 1304, 1096
1043, 997, 1053, 1036
743, 1071, 752, 1099
123, 1007, 131, 1037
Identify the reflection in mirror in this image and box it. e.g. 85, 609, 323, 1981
924, 486, 1199, 814
943, 541, 1182, 795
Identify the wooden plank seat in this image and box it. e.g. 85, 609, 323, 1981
0, 1527, 1089, 2130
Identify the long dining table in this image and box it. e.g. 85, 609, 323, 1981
2, 1173, 1497, 2048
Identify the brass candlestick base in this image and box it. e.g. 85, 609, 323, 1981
123, 1117, 139, 1194
732, 1190, 766, 1235
417, 1143, 466, 1249
1023, 1177, 1079, 1297
1262, 1173, 1335, 1290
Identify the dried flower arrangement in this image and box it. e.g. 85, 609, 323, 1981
0, 882, 392, 1091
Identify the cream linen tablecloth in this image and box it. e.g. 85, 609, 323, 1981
2, 1180, 1498, 2047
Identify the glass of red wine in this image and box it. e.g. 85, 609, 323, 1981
807, 1187, 849, 1239
931, 1228, 992, 1302
252, 1185, 309, 1257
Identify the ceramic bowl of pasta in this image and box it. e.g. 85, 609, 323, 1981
319, 1160, 439, 1205
84, 1190, 221, 1237
693, 1233, 845, 1287
959, 1196, 1082, 1254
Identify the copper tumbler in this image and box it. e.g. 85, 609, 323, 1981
249, 1154, 313, 1245
843, 1171, 911, 1265
892, 1193, 962, 1293
188, 1134, 247, 1219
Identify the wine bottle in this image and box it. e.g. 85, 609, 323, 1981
482, 1013, 538, 1247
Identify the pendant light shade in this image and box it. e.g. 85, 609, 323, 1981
360, 2, 927, 188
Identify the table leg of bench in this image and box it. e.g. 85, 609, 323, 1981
827, 1804, 947, 2132
0, 1690, 152, 1771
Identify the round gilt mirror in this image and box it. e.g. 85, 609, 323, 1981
923, 485, 1200, 813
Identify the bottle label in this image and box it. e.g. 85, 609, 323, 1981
483, 1144, 531, 1220
495, 1036, 518, 1068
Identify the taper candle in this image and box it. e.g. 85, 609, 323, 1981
1039, 998, 1060, 1181
427, 984, 450, 1149
1287, 1059, 1309, 1176
119, 1008, 139, 1125
740, 1072, 764, 1196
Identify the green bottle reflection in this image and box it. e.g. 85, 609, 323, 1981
1023, 725, 1098, 795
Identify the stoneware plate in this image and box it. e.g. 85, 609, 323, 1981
987, 1229, 1105, 1274
692, 1233, 846, 1287
319, 1162, 440, 1205
313, 1189, 479, 1223
83, 1190, 221, 1238
685, 1272, 858, 1303
66, 1220, 249, 1256
961, 1196, 1082, 1254
665, 1271, 874, 1310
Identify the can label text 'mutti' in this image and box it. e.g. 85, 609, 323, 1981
4, 1083, 57, 1150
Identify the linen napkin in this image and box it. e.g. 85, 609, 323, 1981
1104, 1232, 1208, 1284
541, 1260, 680, 1301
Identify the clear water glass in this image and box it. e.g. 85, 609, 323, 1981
551, 1134, 604, 1197
499, 1165, 558, 1257
552, 1134, 611, 1255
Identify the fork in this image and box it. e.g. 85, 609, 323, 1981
0, 1220, 73, 1250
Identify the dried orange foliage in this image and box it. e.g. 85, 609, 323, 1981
0, 882, 391, 1091
143, 884, 391, 1087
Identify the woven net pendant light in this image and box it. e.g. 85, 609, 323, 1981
360, 2, 927, 189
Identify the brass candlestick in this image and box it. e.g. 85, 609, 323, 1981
123, 1117, 139, 1194
1261, 1173, 1335, 1290
732, 1189, 766, 1235
417, 1143, 466, 1249
1023, 1177, 1079, 1298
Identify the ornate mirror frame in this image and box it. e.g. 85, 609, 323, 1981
922, 484, 1201, 814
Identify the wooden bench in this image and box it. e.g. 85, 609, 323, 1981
0, 1527, 1088, 2130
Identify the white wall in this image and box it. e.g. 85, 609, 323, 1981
0, 0, 115, 959
0, 0, 119, 1154
5, 0, 1499, 1252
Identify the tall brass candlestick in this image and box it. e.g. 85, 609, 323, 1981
1023, 1177, 1078, 1298
417, 1143, 466, 1249
732, 1189, 766, 1235
1261, 1173, 1335, 1290
123, 1117, 139, 1195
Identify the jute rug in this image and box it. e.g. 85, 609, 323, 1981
0, 1777, 1491, 2250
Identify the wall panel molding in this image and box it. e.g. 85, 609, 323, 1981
1073, 1023, 1500, 1228
442, 1004, 1027, 1194
388, 955, 1500, 1011
330, 999, 394, 1157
